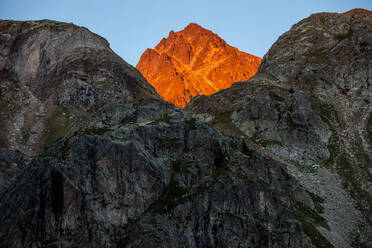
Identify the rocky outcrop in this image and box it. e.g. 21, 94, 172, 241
136, 23, 261, 108
0, 148, 24, 191
0, 98, 327, 247
0, 20, 159, 160
187, 9, 372, 247
0, 9, 371, 247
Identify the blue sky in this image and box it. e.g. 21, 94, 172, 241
1, 0, 371, 66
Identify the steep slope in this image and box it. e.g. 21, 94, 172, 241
136, 23, 261, 108
0, 11, 371, 247
0, 98, 323, 247
187, 9, 372, 247
0, 19, 337, 248
0, 20, 159, 160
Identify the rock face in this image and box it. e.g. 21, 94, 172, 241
0, 18, 338, 248
0, 98, 323, 247
0, 9, 371, 247
136, 23, 261, 108
0, 148, 24, 191
187, 9, 372, 247
0, 20, 159, 160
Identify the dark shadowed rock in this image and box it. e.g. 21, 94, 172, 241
0, 99, 325, 247
0, 9, 371, 248
0, 148, 24, 191
0, 20, 160, 160
187, 9, 372, 247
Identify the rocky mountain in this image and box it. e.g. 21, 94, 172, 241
187, 8, 372, 247
0, 98, 321, 247
0, 20, 159, 160
0, 8, 370, 248
136, 23, 261, 108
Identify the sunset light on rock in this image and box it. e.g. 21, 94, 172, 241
137, 23, 261, 108
1, 1, 371, 246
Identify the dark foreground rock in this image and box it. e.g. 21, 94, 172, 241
0, 98, 329, 247
187, 9, 372, 247
0, 148, 24, 191
0, 8, 371, 248
0, 20, 159, 160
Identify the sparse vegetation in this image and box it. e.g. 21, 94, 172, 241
336, 154, 372, 226
43, 108, 70, 146
0, 99, 21, 148
367, 113, 372, 145
269, 91, 284, 102
21, 126, 31, 145
289, 159, 319, 174
333, 29, 354, 41
307, 190, 326, 214
149, 113, 170, 125
0, 99, 21, 119
147, 162, 190, 214
292, 201, 333, 248
211, 112, 245, 137
0, 118, 5, 148
256, 139, 283, 148
304, 49, 329, 63
0, 135, 6, 148
185, 117, 197, 130
81, 127, 112, 136
312, 99, 340, 168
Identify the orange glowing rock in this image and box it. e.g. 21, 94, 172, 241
137, 23, 262, 108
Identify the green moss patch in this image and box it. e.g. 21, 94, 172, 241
307, 191, 326, 214
43, 108, 70, 146
212, 112, 245, 137
185, 117, 197, 130
287, 115, 306, 132
0, 99, 21, 148
292, 201, 333, 248
256, 139, 283, 148
147, 178, 189, 214
81, 127, 112, 136
313, 100, 338, 123
313, 99, 340, 168
149, 113, 170, 125
336, 154, 372, 226
333, 29, 353, 41
0, 99, 21, 119
269, 91, 284, 102
289, 159, 319, 174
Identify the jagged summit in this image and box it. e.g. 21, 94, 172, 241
185, 22, 203, 29
182, 22, 216, 36
342, 8, 372, 19
137, 23, 261, 108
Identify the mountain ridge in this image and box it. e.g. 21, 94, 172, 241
137, 23, 261, 108
0, 19, 159, 160
0, 8, 371, 247
187, 8, 372, 247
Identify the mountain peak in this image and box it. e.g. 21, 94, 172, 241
137, 23, 261, 108
342, 8, 372, 20
184, 22, 204, 31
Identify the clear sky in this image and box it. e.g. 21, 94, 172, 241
1, 0, 371, 66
